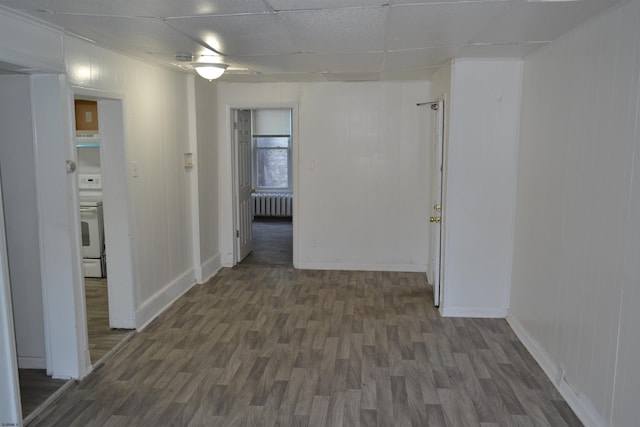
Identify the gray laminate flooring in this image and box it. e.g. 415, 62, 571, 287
85, 277, 133, 363
19, 369, 67, 418
29, 267, 582, 426
242, 217, 293, 266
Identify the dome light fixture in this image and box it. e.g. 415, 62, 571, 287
193, 63, 228, 81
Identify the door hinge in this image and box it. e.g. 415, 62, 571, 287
236, 230, 240, 238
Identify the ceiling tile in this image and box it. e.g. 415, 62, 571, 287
379, 67, 439, 81
307, 53, 384, 73
383, 46, 462, 71
28, 13, 201, 55
459, 42, 548, 58
321, 72, 380, 82
277, 7, 387, 53
166, 14, 298, 56
389, 0, 508, 4
266, 0, 386, 11
10, 0, 271, 17
230, 53, 322, 73
472, 0, 620, 44
386, 2, 509, 50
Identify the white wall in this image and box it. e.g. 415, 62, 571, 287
194, 77, 220, 281
64, 36, 208, 327
217, 81, 431, 272
509, 2, 640, 425
442, 59, 522, 317
0, 74, 45, 368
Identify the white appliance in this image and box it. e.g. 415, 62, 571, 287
79, 174, 106, 277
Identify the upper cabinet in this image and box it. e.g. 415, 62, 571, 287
74, 99, 99, 132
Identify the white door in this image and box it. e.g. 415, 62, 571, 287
235, 109, 253, 262
428, 100, 445, 307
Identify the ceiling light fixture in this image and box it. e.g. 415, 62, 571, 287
193, 63, 228, 81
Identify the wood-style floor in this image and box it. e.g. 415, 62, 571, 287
85, 277, 132, 363
20, 277, 131, 422
29, 266, 581, 426
18, 369, 67, 419
242, 217, 293, 266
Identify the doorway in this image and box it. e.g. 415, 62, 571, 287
72, 93, 137, 361
231, 108, 295, 267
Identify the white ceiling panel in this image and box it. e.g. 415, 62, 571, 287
383, 46, 462, 71
389, 0, 508, 4
308, 53, 384, 73
459, 42, 548, 58
230, 53, 322, 73
266, 0, 386, 11
166, 14, 298, 56
387, 2, 509, 50
321, 72, 380, 82
28, 12, 200, 55
140, 0, 272, 18
0, 0, 624, 82
380, 67, 440, 81
17, 0, 155, 17
472, 0, 621, 44
277, 7, 387, 53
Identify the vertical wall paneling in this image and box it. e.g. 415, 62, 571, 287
508, 1, 640, 425
64, 35, 204, 329
442, 59, 523, 318
0, 75, 46, 369
194, 77, 220, 281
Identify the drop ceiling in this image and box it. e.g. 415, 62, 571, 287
0, 0, 621, 82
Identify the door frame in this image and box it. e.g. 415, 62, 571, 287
224, 103, 298, 267
0, 172, 22, 426
73, 88, 137, 331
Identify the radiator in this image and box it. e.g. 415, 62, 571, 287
252, 193, 293, 217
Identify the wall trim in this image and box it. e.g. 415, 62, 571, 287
440, 306, 507, 318
297, 262, 426, 273
507, 314, 608, 427
199, 253, 222, 284
17, 356, 45, 369
135, 269, 196, 330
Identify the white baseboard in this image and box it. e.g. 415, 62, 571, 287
440, 306, 507, 318
18, 356, 46, 369
199, 253, 222, 284
296, 262, 426, 273
135, 269, 196, 331
506, 314, 607, 427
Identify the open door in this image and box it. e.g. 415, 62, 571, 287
234, 109, 253, 262
428, 100, 445, 307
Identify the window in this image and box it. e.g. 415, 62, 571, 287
254, 136, 290, 189
252, 109, 292, 192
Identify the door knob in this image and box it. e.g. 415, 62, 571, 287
429, 217, 441, 223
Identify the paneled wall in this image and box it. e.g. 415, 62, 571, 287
217, 81, 431, 272
442, 59, 522, 317
509, 1, 640, 425
193, 77, 220, 279
0, 75, 45, 369
64, 36, 206, 326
